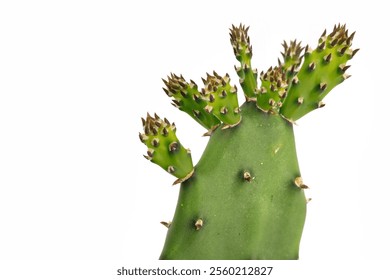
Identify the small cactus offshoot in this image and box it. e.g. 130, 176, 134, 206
138, 23, 357, 259
140, 113, 194, 184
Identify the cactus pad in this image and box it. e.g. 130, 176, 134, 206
280, 24, 358, 121
140, 113, 194, 184
138, 23, 357, 259
201, 72, 241, 128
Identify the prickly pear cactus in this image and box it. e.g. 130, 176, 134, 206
139, 24, 357, 260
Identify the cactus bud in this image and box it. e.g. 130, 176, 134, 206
163, 73, 220, 130
202, 72, 241, 128
230, 24, 257, 99
256, 67, 288, 113
140, 113, 194, 183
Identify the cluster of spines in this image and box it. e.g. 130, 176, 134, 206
162, 74, 220, 130
139, 113, 194, 184
163, 71, 241, 132
230, 24, 258, 100
279, 24, 358, 121
256, 66, 288, 113
140, 23, 357, 182
201, 72, 241, 128
279, 40, 304, 83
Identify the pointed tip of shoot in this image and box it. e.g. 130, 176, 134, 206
202, 71, 241, 127
230, 24, 252, 64
162, 73, 221, 130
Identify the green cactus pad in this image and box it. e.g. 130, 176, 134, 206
256, 66, 288, 113
139, 113, 194, 183
163, 74, 220, 130
230, 24, 258, 100
280, 24, 358, 121
202, 72, 241, 128
160, 103, 306, 259
279, 40, 304, 81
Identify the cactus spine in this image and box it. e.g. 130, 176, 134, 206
139, 24, 357, 259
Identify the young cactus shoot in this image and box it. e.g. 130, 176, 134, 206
139, 23, 357, 259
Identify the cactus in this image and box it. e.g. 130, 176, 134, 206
139, 24, 357, 259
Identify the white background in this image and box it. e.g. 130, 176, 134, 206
0, 0, 388, 279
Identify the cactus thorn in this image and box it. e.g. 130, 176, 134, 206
279, 89, 287, 98
347, 31, 356, 43
169, 142, 179, 152
243, 171, 253, 182
343, 73, 351, 80
339, 46, 348, 55
220, 107, 228, 115
147, 148, 154, 158
204, 105, 213, 113
195, 218, 203, 231
338, 37, 346, 45
192, 94, 200, 101
352, 48, 360, 58
220, 90, 227, 98
193, 109, 201, 118
318, 101, 326, 108
161, 221, 171, 228
318, 41, 326, 50
324, 53, 332, 63
151, 126, 158, 135
143, 154, 151, 160
304, 45, 312, 54
162, 87, 171, 96
339, 64, 350, 72
319, 83, 327, 91
297, 97, 304, 105
139, 132, 148, 143
167, 166, 175, 174
162, 127, 169, 136
294, 177, 309, 189
162, 78, 168, 86
308, 62, 316, 71
151, 138, 159, 147
330, 38, 338, 47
